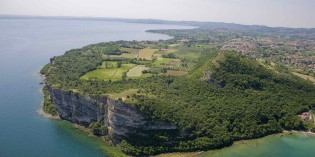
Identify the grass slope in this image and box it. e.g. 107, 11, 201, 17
138, 48, 157, 60
127, 65, 149, 77
81, 63, 135, 81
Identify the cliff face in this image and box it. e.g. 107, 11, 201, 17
47, 86, 107, 127
46, 85, 177, 144
107, 99, 177, 144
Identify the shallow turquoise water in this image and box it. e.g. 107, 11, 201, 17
199, 133, 315, 157
0, 19, 191, 157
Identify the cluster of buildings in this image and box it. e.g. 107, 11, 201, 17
219, 37, 315, 73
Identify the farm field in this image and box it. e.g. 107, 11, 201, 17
152, 53, 163, 60
157, 59, 182, 70
127, 65, 149, 77
138, 48, 157, 60
172, 47, 201, 59
152, 58, 171, 66
81, 63, 135, 81
120, 53, 138, 59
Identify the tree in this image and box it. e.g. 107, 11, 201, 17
122, 72, 127, 80
117, 62, 122, 68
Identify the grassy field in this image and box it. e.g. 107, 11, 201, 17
120, 53, 138, 59
153, 53, 163, 60
172, 47, 201, 59
127, 65, 149, 77
152, 58, 171, 66
116, 48, 140, 59
108, 89, 138, 101
292, 72, 315, 84
156, 59, 182, 70
165, 70, 188, 76
112, 64, 135, 80
168, 44, 180, 48
81, 63, 135, 81
138, 48, 157, 60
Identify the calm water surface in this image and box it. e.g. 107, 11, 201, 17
200, 133, 315, 157
0, 19, 191, 157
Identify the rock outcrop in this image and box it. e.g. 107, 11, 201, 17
46, 85, 177, 144
47, 86, 107, 127
107, 99, 177, 143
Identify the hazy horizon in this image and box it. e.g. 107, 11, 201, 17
1, 0, 315, 28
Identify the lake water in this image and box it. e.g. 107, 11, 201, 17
1, 19, 315, 157
0, 19, 191, 157
200, 133, 315, 157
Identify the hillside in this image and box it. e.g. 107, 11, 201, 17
41, 39, 315, 156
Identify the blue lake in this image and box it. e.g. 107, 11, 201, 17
0, 19, 191, 157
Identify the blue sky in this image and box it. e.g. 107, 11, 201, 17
0, 0, 314, 28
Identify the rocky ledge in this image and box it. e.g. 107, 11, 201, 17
46, 85, 177, 144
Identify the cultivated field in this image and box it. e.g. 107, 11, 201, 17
127, 65, 149, 77
172, 47, 201, 59
120, 53, 138, 59
152, 58, 171, 66
138, 48, 157, 60
153, 53, 163, 60
81, 62, 135, 81
111, 64, 135, 80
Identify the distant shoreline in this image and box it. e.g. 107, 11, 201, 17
1, 14, 314, 30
